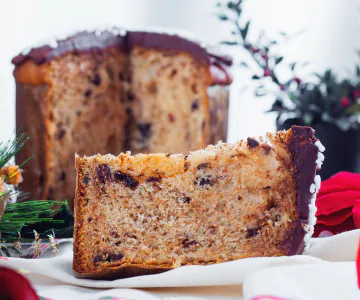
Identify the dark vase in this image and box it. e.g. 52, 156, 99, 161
277, 118, 360, 180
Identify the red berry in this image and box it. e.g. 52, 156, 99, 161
295, 78, 301, 84
262, 54, 268, 60
250, 46, 259, 53
340, 97, 351, 108
264, 69, 271, 77
280, 85, 285, 91
354, 90, 360, 99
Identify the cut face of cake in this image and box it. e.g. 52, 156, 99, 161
73, 126, 324, 279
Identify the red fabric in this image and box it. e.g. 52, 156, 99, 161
357, 238, 360, 289
0, 267, 38, 300
314, 172, 360, 237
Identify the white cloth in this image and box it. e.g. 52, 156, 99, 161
1, 230, 359, 300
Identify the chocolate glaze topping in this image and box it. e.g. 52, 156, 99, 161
12, 29, 232, 86
287, 126, 318, 255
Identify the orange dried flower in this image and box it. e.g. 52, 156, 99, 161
0, 165, 23, 185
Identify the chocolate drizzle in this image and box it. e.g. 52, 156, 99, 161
287, 126, 318, 255
12, 29, 232, 86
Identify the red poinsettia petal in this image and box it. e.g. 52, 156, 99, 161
317, 172, 360, 197
316, 208, 353, 226
314, 216, 356, 237
316, 191, 360, 216
352, 200, 360, 229
0, 267, 38, 300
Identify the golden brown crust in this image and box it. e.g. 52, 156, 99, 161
13, 60, 50, 85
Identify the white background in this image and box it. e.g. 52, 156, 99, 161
1, 0, 360, 143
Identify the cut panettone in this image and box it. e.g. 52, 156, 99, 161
73, 126, 323, 279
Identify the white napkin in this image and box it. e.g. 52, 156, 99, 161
1, 230, 359, 300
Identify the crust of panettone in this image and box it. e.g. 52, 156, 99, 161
15, 81, 50, 200
72, 126, 319, 278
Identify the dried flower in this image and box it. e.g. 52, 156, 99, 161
32, 230, 42, 256
47, 231, 59, 256
0, 165, 23, 185
12, 232, 22, 255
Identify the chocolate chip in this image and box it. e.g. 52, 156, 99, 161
93, 255, 103, 264
191, 99, 199, 111
83, 177, 90, 185
183, 197, 191, 203
108, 253, 124, 262
137, 123, 151, 138
196, 176, 213, 186
114, 171, 139, 188
118, 72, 125, 81
127, 91, 135, 102
60, 171, 66, 181
247, 138, 259, 149
246, 227, 259, 238
110, 231, 119, 238
147, 177, 161, 182
168, 113, 175, 123
91, 73, 101, 86
87, 217, 92, 222
202, 120, 206, 130
93, 253, 124, 264
169, 69, 177, 78
166, 153, 172, 157
264, 186, 271, 190
124, 233, 137, 239
182, 238, 198, 248
197, 162, 211, 170
262, 144, 272, 155
57, 129, 66, 140
237, 196, 242, 200
96, 164, 111, 183
126, 107, 132, 116
83, 89, 92, 97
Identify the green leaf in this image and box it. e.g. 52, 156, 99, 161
240, 21, 250, 40
356, 65, 360, 76
303, 113, 314, 125
280, 32, 287, 36
252, 75, 260, 80
275, 57, 283, 65
217, 13, 229, 21
240, 62, 249, 68
220, 41, 238, 46
290, 63, 296, 71
324, 69, 332, 82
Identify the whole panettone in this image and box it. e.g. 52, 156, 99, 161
12, 29, 232, 211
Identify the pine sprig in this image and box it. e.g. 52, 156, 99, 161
0, 200, 65, 242
0, 132, 30, 169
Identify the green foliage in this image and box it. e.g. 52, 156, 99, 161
217, 0, 360, 131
